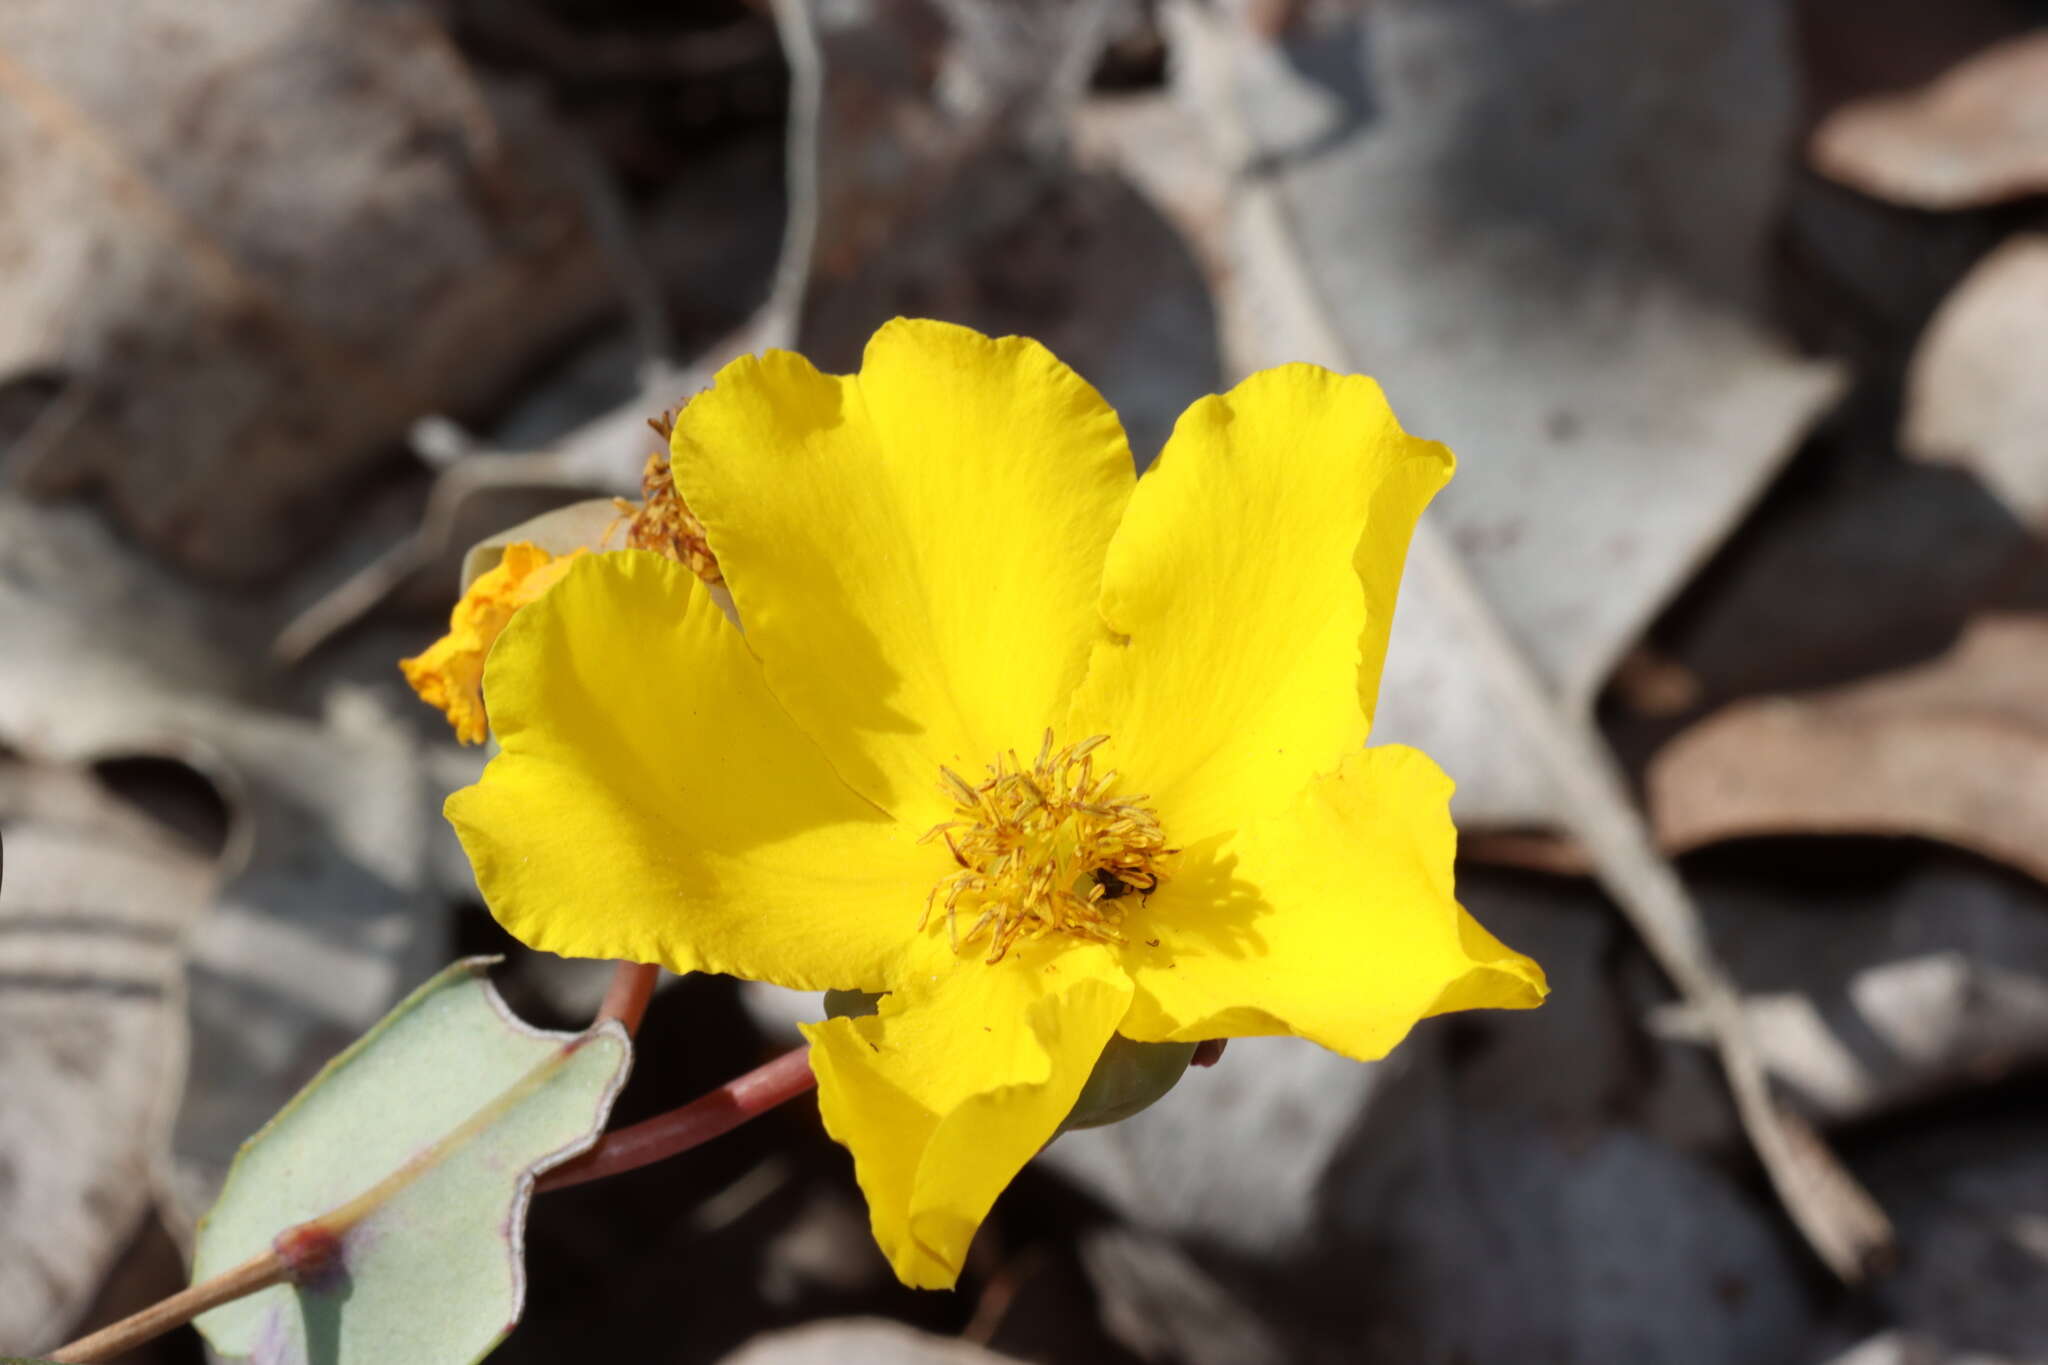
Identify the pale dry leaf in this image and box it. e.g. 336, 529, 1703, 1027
1087, 0, 1890, 1279
0, 762, 216, 1353
294, 0, 1194, 679
271, 0, 830, 665
1088, 0, 1845, 824
1810, 30, 2048, 211
1640, 768, 2048, 1144
1080, 1225, 1289, 1365
1656, 956, 2048, 1126
162, 694, 454, 1227
720, 1320, 1026, 1365
1817, 1330, 1992, 1365
0, 495, 452, 1229
1650, 612, 2048, 883
1174, 0, 1846, 713
801, 0, 1224, 449
1903, 234, 2048, 528
0, 0, 610, 577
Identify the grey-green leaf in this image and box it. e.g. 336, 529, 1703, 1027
191, 958, 631, 1365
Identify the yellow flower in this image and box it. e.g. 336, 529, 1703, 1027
400, 543, 584, 744
445, 318, 1546, 1288
402, 446, 725, 745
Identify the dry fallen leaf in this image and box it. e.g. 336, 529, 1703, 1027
1073, 0, 1888, 1279
0, 0, 610, 578
1087, 0, 1846, 825
272, 0, 831, 665
1650, 613, 2048, 883
1632, 846, 2048, 1145
1903, 234, 2048, 528
797, 0, 1224, 465
0, 495, 453, 1229
1810, 30, 2048, 211
0, 760, 216, 1353
1080, 1226, 1285, 1365
1658, 954, 2048, 1128
722, 1320, 1027, 1365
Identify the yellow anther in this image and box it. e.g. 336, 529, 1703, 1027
920, 732, 1174, 964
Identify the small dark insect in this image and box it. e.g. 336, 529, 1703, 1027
1092, 867, 1133, 899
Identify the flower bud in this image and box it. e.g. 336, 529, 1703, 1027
1058, 1033, 1196, 1132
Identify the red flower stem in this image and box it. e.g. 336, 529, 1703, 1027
537, 1044, 816, 1194
595, 961, 660, 1036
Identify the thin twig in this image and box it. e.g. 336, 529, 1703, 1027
270, 448, 603, 667
1409, 526, 1895, 1279
595, 961, 660, 1036
758, 0, 823, 353
50, 1249, 287, 1363
537, 1045, 816, 1194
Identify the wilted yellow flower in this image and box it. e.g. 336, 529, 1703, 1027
445, 318, 1546, 1288
400, 543, 584, 745
403, 440, 724, 745
622, 440, 723, 585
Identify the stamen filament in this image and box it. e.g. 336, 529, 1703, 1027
921, 733, 1175, 963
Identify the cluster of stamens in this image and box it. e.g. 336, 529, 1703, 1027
919, 731, 1174, 964
615, 409, 722, 586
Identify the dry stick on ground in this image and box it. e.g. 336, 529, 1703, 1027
49, 1251, 291, 1364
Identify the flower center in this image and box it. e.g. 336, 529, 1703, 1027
919, 731, 1174, 964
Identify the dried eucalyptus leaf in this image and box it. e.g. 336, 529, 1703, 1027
0, 762, 215, 1352
458, 499, 628, 594
0, 0, 609, 577
1903, 234, 2048, 528
1066, 0, 1887, 1280
1811, 30, 2048, 210
0, 495, 455, 1228
1652, 613, 2048, 883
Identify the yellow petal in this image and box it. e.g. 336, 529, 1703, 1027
1069, 365, 1452, 843
671, 318, 1136, 825
802, 939, 1132, 1288
400, 543, 583, 745
1115, 745, 1545, 1061
445, 552, 939, 991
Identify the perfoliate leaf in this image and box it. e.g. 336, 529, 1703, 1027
191, 958, 631, 1365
